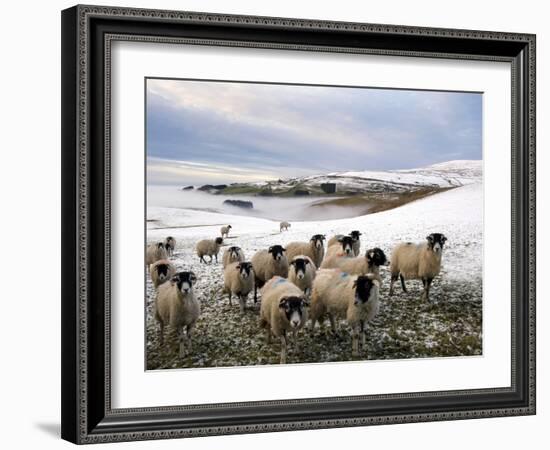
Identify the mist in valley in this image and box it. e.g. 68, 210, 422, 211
147, 185, 370, 222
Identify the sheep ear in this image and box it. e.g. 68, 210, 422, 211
442, 235, 448, 242
352, 279, 358, 288
282, 247, 286, 252
302, 299, 310, 307
278, 298, 288, 308
170, 275, 179, 284
235, 264, 241, 269
268, 246, 274, 253
426, 235, 434, 242
304, 259, 310, 265
189, 272, 197, 283
372, 279, 380, 288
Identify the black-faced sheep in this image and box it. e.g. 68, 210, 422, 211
327, 230, 362, 256
285, 234, 326, 268
164, 236, 176, 256
251, 245, 289, 302
288, 255, 316, 296
196, 237, 223, 263
222, 246, 245, 269
220, 225, 232, 238
309, 270, 380, 356
327, 248, 387, 279
155, 271, 200, 357
320, 235, 355, 268
149, 259, 176, 288
280, 221, 291, 232
259, 276, 309, 364
389, 233, 447, 301
223, 261, 254, 313
146, 242, 168, 265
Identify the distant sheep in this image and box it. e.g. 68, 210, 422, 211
389, 233, 447, 301
251, 245, 289, 302
222, 246, 245, 268
285, 234, 326, 268
155, 271, 200, 357
327, 230, 362, 256
259, 276, 309, 364
164, 236, 176, 256
328, 248, 387, 279
280, 221, 291, 232
288, 255, 316, 296
146, 242, 168, 265
196, 237, 223, 263
220, 225, 232, 238
310, 270, 380, 356
149, 259, 176, 288
223, 261, 254, 313
321, 236, 355, 268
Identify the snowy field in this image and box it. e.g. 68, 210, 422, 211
145, 182, 483, 370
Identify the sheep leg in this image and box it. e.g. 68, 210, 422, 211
266, 329, 272, 344
254, 281, 258, 303
400, 274, 408, 293
215, 254, 218, 263
389, 273, 398, 296
228, 291, 232, 306
158, 322, 164, 346
178, 327, 186, 357
239, 296, 246, 314
310, 317, 316, 332
360, 320, 366, 350
422, 277, 434, 302
352, 326, 360, 357
328, 313, 337, 334
186, 324, 194, 353
280, 334, 287, 364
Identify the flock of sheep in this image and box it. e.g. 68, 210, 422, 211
146, 223, 448, 364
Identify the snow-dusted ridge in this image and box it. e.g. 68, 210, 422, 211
221, 160, 482, 195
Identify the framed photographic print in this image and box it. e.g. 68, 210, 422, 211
61, 5, 536, 444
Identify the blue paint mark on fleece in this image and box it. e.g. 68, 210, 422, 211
274, 277, 287, 285
340, 272, 349, 278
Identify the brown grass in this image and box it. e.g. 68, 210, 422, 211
309, 187, 454, 216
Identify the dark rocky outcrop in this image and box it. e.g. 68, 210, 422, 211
223, 199, 254, 209
198, 184, 228, 191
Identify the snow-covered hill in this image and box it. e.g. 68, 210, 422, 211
219, 160, 482, 195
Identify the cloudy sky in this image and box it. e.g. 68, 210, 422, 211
146, 78, 482, 185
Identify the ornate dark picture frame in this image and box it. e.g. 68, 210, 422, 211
61, 4, 536, 444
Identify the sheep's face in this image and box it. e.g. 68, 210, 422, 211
279, 296, 308, 328
290, 257, 310, 279
155, 263, 170, 283
172, 271, 197, 295
426, 233, 447, 254
311, 234, 326, 249
228, 246, 241, 260
227, 225, 232, 229
237, 262, 253, 280
353, 276, 379, 305
366, 248, 388, 267
350, 230, 362, 241
269, 245, 286, 261
215, 237, 223, 245
338, 236, 354, 256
